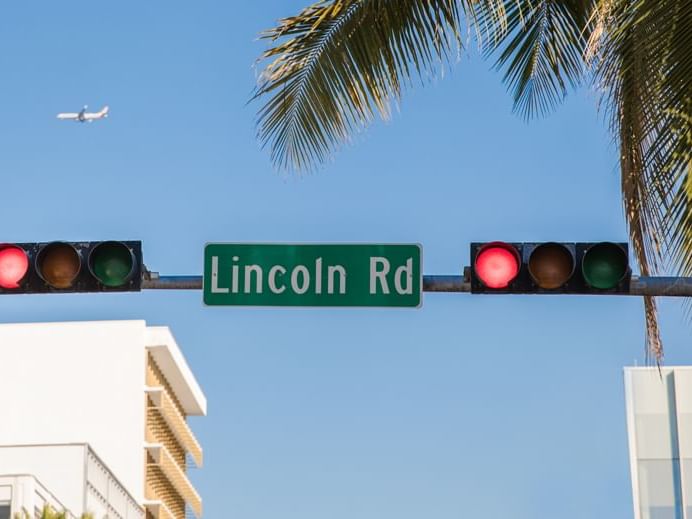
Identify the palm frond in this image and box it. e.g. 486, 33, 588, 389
481, 0, 594, 119
254, 0, 512, 172
648, 0, 692, 278
253, 0, 692, 361
593, 0, 692, 362
607, 2, 663, 361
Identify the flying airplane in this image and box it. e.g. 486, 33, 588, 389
57, 105, 109, 123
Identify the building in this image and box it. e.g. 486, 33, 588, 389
624, 366, 692, 519
0, 444, 142, 519
0, 321, 207, 519
0, 473, 72, 519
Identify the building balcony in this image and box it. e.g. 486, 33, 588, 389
143, 500, 177, 519
145, 443, 202, 518
146, 386, 203, 467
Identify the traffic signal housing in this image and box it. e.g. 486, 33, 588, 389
0, 241, 142, 294
470, 242, 630, 294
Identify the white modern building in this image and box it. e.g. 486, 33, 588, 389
0, 320, 207, 519
0, 473, 72, 519
624, 366, 692, 519
0, 444, 142, 518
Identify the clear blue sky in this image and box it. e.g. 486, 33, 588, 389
0, 2, 689, 518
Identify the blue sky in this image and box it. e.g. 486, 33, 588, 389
0, 1, 690, 518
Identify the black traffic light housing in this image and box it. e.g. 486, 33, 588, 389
0, 240, 143, 294
470, 242, 631, 294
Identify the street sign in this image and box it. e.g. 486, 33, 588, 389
203, 243, 422, 307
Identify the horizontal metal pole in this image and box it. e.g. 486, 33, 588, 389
422, 275, 470, 292
142, 275, 202, 290
143, 274, 692, 296
629, 276, 692, 297
142, 274, 472, 291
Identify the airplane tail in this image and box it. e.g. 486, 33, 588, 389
100, 106, 109, 117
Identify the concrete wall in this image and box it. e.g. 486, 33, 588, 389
0, 321, 147, 502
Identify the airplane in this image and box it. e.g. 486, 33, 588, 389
57, 105, 109, 123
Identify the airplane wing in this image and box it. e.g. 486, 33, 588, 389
57, 113, 79, 120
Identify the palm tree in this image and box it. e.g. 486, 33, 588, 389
253, 0, 691, 361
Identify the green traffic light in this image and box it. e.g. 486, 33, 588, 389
89, 242, 134, 287
582, 243, 628, 289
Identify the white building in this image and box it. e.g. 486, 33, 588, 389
624, 366, 692, 519
0, 444, 142, 518
0, 320, 207, 519
0, 473, 72, 519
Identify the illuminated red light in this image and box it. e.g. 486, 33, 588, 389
475, 242, 521, 288
0, 245, 29, 289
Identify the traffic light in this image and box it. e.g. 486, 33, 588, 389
0, 241, 142, 294
470, 242, 630, 294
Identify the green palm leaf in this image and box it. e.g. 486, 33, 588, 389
254, 0, 510, 172
593, 0, 691, 361
481, 0, 594, 119
254, 0, 691, 363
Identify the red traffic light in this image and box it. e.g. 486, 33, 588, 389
0, 245, 29, 289
474, 242, 521, 289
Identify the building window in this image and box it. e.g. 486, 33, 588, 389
0, 503, 11, 519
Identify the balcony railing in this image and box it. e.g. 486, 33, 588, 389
146, 386, 203, 467
145, 443, 202, 518
143, 500, 177, 519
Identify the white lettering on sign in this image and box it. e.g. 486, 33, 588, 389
328, 265, 346, 294
211, 256, 413, 297
315, 258, 323, 294
268, 265, 286, 294
211, 256, 229, 294
291, 265, 310, 294
369, 256, 414, 295
244, 265, 263, 294
211, 258, 350, 296
232, 256, 240, 293
395, 258, 413, 295
370, 257, 390, 294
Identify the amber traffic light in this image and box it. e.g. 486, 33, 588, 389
528, 243, 575, 289
0, 241, 142, 294
470, 242, 630, 294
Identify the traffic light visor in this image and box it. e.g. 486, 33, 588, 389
528, 243, 575, 289
36, 242, 81, 289
0, 245, 29, 289
474, 242, 520, 288
89, 241, 135, 287
582, 242, 628, 289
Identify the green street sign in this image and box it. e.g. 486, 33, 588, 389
204, 243, 422, 307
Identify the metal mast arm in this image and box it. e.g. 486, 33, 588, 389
142, 272, 692, 296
